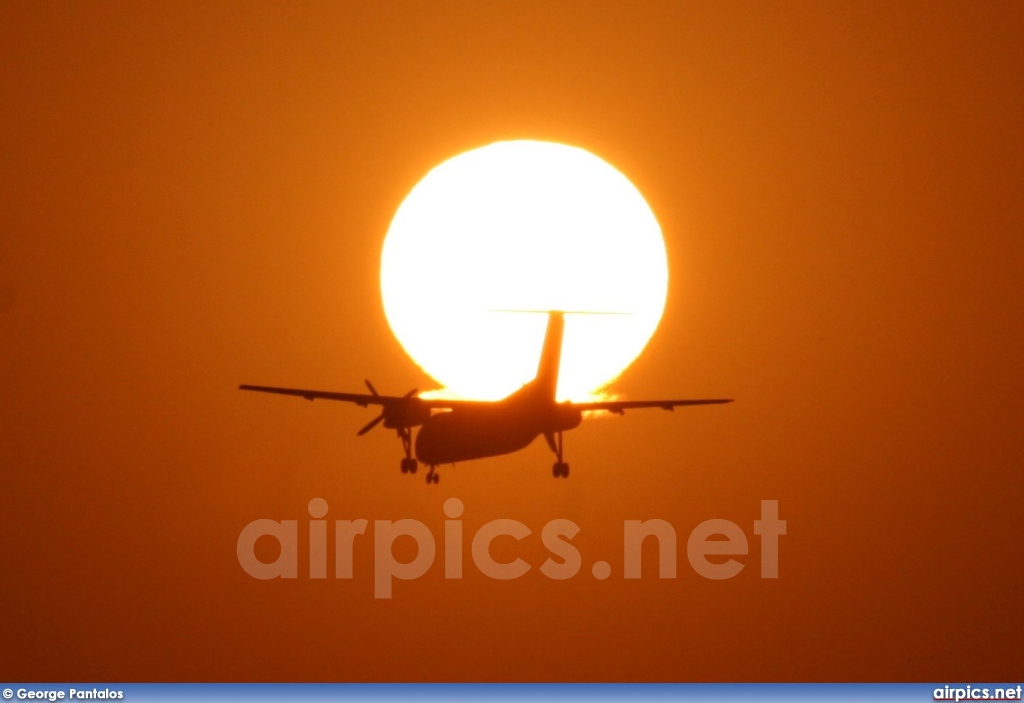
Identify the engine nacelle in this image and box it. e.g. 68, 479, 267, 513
551, 403, 583, 432
382, 399, 431, 429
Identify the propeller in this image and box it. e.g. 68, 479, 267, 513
356, 380, 418, 436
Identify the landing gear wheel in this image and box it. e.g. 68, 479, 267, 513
546, 432, 570, 478
426, 466, 439, 484
401, 458, 418, 474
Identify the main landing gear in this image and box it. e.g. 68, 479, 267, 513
397, 427, 417, 472
545, 431, 570, 479
396, 427, 439, 484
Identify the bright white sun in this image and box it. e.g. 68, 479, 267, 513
380, 140, 667, 401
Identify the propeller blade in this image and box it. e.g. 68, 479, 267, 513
357, 413, 385, 436
357, 387, 417, 436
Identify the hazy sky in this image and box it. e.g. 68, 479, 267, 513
2, 1, 1022, 682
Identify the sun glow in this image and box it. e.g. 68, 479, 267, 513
380, 140, 667, 401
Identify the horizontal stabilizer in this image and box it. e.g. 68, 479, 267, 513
487, 308, 633, 315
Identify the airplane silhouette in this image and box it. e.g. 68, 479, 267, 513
240, 311, 731, 484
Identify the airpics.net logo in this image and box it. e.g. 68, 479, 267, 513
237, 498, 786, 598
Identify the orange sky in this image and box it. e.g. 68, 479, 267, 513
2, 0, 1022, 682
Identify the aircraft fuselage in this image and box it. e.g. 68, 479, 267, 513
415, 387, 582, 465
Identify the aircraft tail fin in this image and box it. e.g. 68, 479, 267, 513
535, 311, 565, 401
487, 309, 630, 401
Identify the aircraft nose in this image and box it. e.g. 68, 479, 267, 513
413, 422, 438, 464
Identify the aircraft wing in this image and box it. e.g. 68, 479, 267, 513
570, 398, 733, 414
238, 384, 481, 410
